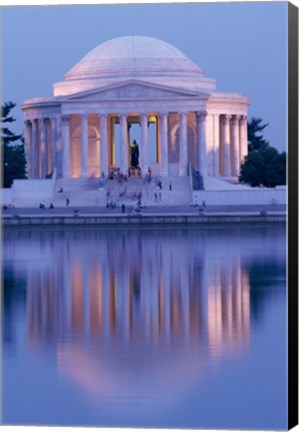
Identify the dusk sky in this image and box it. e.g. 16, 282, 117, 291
2, 2, 288, 151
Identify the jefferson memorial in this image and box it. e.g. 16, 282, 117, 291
21, 36, 250, 182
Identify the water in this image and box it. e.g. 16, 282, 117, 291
2, 225, 287, 429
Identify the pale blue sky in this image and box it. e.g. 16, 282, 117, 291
2, 2, 288, 151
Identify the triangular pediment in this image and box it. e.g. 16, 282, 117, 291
64, 79, 208, 102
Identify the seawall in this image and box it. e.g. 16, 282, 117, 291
2, 213, 286, 227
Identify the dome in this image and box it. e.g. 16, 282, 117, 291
53, 36, 216, 96
65, 35, 203, 80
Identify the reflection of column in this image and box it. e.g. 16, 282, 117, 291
140, 114, 149, 175
241, 270, 250, 341
83, 263, 90, 333
71, 262, 83, 333
62, 115, 70, 178
64, 260, 72, 333
157, 272, 164, 337
99, 114, 108, 176
163, 263, 171, 341
197, 111, 207, 176
180, 266, 190, 336
122, 268, 130, 343
232, 260, 241, 330
31, 119, 38, 178
224, 262, 233, 344
142, 263, 151, 343
160, 112, 169, 176
81, 114, 89, 177
231, 115, 240, 176
109, 271, 117, 335
24, 120, 32, 177
179, 112, 188, 176
207, 270, 223, 356
120, 114, 128, 174
101, 260, 110, 339
89, 265, 103, 335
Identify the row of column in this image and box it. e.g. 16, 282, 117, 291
61, 111, 207, 178
24, 111, 247, 179
24, 117, 60, 179
218, 114, 247, 177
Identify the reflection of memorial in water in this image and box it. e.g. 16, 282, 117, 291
3, 227, 286, 424
26, 232, 250, 354
24, 237, 251, 413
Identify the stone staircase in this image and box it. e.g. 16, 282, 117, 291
142, 176, 192, 206
52, 177, 107, 207
12, 175, 192, 208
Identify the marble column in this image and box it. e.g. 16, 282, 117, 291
213, 114, 220, 177
31, 119, 38, 178
179, 112, 188, 176
160, 112, 169, 176
156, 115, 161, 163
110, 117, 115, 166
119, 114, 128, 174
24, 120, 32, 177
80, 114, 89, 177
55, 116, 63, 178
239, 115, 248, 163
40, 118, 48, 178
140, 113, 149, 175
231, 115, 240, 176
221, 114, 231, 177
197, 111, 207, 176
50, 117, 56, 175
99, 114, 108, 176
62, 115, 70, 178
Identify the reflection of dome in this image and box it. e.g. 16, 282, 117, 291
65, 35, 204, 80
54, 35, 216, 96
57, 340, 204, 418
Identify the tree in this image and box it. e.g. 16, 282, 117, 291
265, 151, 286, 187
239, 147, 286, 188
239, 151, 266, 187
247, 117, 270, 152
239, 116, 287, 187
1, 102, 27, 188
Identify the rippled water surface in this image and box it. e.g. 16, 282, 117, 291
2, 225, 287, 429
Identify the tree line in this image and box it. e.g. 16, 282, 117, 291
1, 101, 286, 188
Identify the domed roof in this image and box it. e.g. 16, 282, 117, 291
65, 35, 203, 80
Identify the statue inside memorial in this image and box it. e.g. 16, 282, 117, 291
129, 139, 139, 168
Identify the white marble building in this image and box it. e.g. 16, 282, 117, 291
21, 35, 250, 181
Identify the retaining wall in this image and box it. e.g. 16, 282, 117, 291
193, 187, 287, 206
2, 213, 286, 227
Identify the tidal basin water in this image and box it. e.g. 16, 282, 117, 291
3, 225, 287, 429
